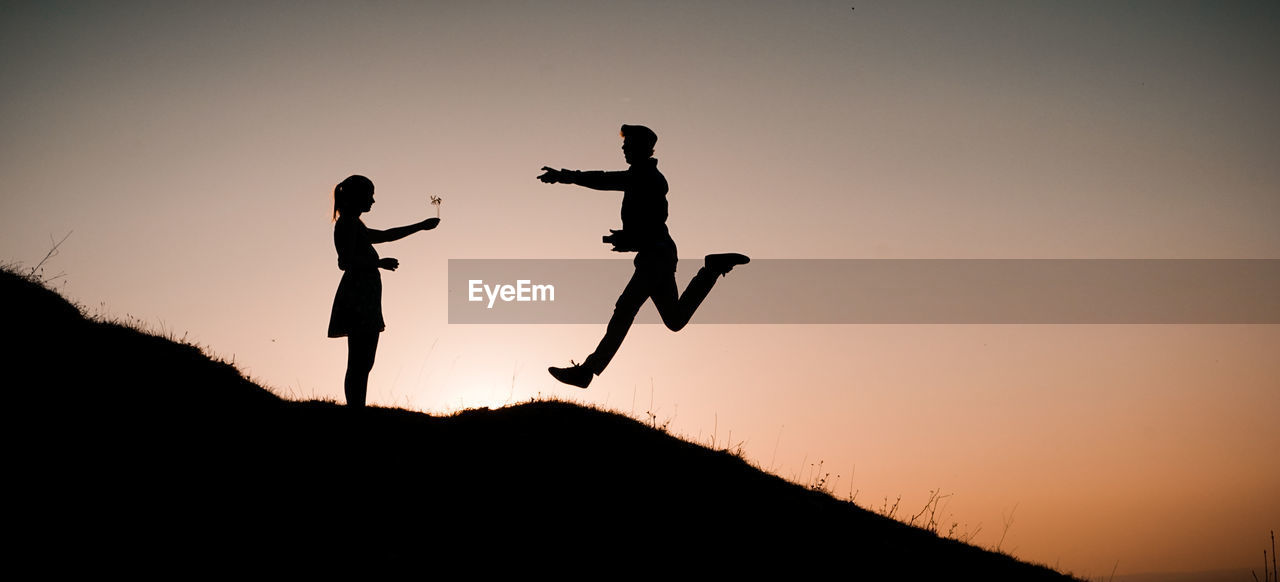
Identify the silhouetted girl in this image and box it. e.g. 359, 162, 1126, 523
328, 175, 440, 407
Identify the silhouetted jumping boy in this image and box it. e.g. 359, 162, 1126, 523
538, 125, 749, 388
328, 175, 440, 407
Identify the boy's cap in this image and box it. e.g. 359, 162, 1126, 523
620, 124, 657, 149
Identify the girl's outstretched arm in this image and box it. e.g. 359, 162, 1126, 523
367, 218, 440, 244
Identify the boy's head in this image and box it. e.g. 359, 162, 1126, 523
620, 124, 657, 164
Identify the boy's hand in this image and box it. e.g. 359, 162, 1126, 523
379, 257, 400, 271
602, 229, 637, 252
538, 166, 569, 184
421, 218, 441, 230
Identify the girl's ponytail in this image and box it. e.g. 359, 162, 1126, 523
332, 181, 343, 222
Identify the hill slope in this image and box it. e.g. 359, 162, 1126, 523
4, 267, 1077, 577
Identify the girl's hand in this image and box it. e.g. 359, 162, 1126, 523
421, 217, 441, 230
379, 257, 400, 271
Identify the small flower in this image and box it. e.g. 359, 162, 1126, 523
430, 195, 443, 218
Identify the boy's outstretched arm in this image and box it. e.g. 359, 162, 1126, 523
538, 166, 630, 191
367, 218, 440, 244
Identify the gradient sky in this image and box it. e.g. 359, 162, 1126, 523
2, 1, 1277, 577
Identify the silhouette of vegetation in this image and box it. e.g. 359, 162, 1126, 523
1257, 530, 1278, 582
2, 265, 1080, 577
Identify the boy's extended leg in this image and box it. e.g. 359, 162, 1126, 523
549, 268, 654, 388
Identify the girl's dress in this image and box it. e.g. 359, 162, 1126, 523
327, 215, 386, 338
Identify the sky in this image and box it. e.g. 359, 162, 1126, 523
2, 1, 1277, 577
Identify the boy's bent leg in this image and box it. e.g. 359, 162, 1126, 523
651, 267, 717, 332
653, 251, 748, 332
655, 252, 749, 330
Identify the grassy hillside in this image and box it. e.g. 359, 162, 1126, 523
4, 266, 1079, 577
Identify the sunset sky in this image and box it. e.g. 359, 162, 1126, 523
2, 1, 1277, 577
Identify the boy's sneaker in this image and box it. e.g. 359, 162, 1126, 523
704, 253, 750, 276
549, 361, 593, 388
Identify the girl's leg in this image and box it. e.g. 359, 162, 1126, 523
345, 331, 380, 407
